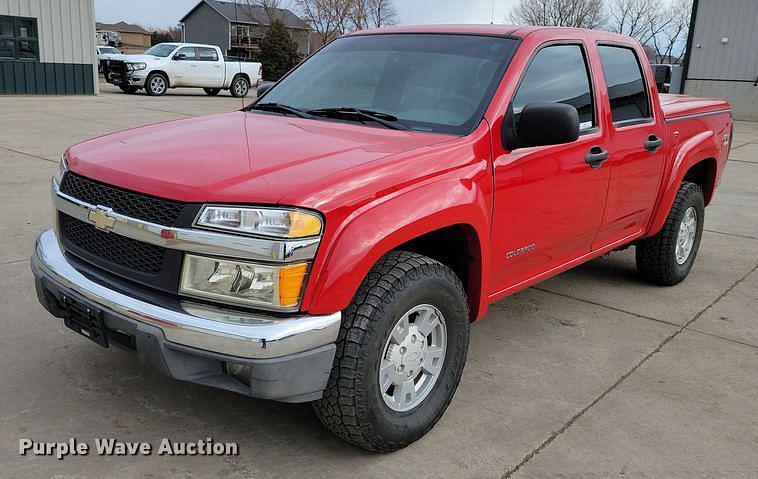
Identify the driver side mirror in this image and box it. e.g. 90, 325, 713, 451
502, 102, 580, 150
256, 82, 275, 97
173, 53, 187, 61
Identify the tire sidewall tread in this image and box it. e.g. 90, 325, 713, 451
636, 181, 705, 285
313, 251, 470, 452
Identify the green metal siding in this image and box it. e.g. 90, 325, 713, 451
0, 60, 93, 94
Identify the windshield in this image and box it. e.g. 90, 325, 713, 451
99, 47, 118, 54
144, 43, 178, 57
255, 34, 519, 135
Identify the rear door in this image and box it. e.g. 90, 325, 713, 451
591, 44, 667, 248
491, 40, 611, 292
195, 46, 224, 88
171, 46, 200, 86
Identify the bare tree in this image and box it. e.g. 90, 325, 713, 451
606, 0, 663, 46
509, 0, 606, 29
350, 0, 398, 29
649, 0, 692, 63
296, 0, 356, 44
606, 0, 692, 63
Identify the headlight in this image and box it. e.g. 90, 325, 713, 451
56, 151, 68, 183
129, 62, 147, 71
195, 206, 322, 238
180, 254, 309, 309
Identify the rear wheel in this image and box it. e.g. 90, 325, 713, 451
119, 85, 138, 94
203, 87, 221, 96
636, 181, 705, 285
145, 72, 168, 96
230, 76, 249, 98
313, 251, 470, 452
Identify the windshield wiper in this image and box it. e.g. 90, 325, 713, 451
307, 107, 409, 130
249, 102, 314, 119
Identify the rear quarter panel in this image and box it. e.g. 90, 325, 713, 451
646, 98, 732, 236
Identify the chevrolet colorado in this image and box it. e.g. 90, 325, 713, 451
32, 25, 732, 452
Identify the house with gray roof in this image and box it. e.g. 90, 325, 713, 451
179, 0, 314, 58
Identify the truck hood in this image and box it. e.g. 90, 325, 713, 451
67, 111, 453, 205
121, 54, 165, 63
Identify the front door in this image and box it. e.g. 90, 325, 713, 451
491, 42, 610, 293
171, 46, 200, 87
591, 44, 667, 248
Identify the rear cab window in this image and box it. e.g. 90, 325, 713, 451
511, 43, 596, 133
597, 45, 651, 126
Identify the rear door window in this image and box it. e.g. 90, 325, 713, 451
196, 47, 218, 61
512, 44, 595, 132
597, 45, 651, 124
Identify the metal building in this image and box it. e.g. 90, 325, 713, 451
681, 0, 758, 120
0, 0, 97, 94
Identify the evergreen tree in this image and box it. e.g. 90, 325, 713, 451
259, 19, 300, 81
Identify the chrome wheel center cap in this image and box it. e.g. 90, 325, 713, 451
385, 325, 426, 378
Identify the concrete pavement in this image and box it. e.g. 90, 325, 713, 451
0, 85, 756, 478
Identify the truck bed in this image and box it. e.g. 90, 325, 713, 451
659, 93, 731, 120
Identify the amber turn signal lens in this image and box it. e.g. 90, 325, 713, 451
278, 263, 309, 307
288, 211, 322, 238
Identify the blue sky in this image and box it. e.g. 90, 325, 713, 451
94, 0, 520, 29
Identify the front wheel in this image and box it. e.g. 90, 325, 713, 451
145, 72, 168, 96
636, 181, 705, 285
230, 76, 249, 98
313, 251, 470, 452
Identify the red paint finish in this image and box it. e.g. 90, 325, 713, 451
65, 26, 731, 321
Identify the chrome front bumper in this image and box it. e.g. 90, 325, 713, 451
32, 229, 341, 359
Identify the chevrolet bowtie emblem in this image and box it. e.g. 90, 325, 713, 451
88, 207, 116, 231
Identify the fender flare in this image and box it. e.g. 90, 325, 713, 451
648, 130, 720, 236
302, 175, 491, 321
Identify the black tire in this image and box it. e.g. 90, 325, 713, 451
145, 72, 168, 96
119, 85, 138, 94
313, 250, 470, 452
230, 75, 249, 98
636, 181, 705, 285
203, 87, 221, 96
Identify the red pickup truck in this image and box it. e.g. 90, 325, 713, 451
32, 25, 732, 452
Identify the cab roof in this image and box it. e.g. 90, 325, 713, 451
347, 24, 638, 43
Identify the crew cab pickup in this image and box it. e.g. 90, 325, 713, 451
32, 26, 732, 452
104, 42, 262, 97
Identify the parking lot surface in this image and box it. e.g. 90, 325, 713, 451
1, 85, 757, 478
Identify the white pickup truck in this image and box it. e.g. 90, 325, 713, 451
104, 43, 263, 97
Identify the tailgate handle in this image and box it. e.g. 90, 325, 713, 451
585, 146, 608, 168
644, 135, 663, 152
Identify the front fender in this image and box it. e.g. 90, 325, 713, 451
302, 166, 491, 321
647, 130, 720, 236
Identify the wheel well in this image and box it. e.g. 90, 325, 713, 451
683, 158, 717, 205
147, 70, 169, 85
393, 224, 481, 321
233, 73, 250, 84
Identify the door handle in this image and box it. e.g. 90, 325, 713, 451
644, 135, 663, 152
585, 146, 609, 168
